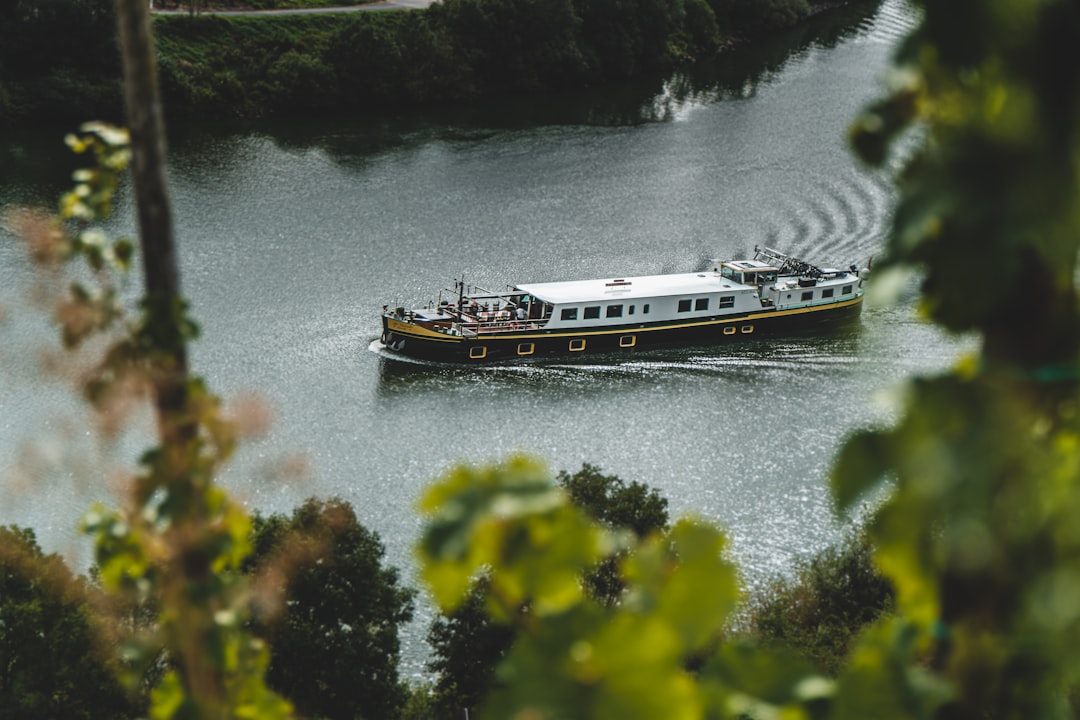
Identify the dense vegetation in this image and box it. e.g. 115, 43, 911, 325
1, 473, 890, 719
0, 498, 414, 719
425, 464, 671, 719
0, 0, 865, 128
0, 526, 139, 720
740, 530, 894, 676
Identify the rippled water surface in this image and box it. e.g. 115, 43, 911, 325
1, 0, 954, 676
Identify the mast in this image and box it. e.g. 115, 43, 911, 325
458, 275, 465, 321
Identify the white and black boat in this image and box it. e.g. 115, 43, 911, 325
379, 247, 866, 363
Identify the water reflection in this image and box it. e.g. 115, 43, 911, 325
162, 0, 887, 166
668, 0, 884, 105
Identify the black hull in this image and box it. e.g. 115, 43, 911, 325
380, 297, 863, 363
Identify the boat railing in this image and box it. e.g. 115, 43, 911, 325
453, 320, 544, 335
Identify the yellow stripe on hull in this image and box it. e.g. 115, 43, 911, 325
470, 295, 864, 341
385, 318, 464, 344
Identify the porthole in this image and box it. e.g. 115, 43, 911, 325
517, 342, 535, 356
619, 335, 636, 348
569, 338, 586, 352
469, 346, 487, 359
723, 326, 736, 335
741, 325, 754, 334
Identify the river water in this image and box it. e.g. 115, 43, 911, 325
0, 0, 960, 678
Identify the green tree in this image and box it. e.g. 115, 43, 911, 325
245, 497, 416, 720
435, 0, 586, 91
0, 526, 138, 720
742, 529, 893, 676
425, 463, 675, 720
426, 574, 517, 720
557, 462, 669, 539
556, 462, 669, 606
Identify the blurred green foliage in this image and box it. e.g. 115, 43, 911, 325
838, 0, 1080, 716
418, 456, 834, 719
425, 463, 670, 719
20, 121, 294, 719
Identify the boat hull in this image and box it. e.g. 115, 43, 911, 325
380, 295, 863, 363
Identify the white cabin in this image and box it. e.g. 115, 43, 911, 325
516, 258, 858, 329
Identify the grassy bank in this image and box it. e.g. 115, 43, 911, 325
0, 0, 872, 128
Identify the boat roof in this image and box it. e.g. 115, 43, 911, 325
516, 272, 749, 304
721, 259, 778, 271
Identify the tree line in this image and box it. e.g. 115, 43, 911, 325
1, 467, 890, 719
0, 0, 869, 128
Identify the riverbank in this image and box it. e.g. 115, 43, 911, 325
149, 0, 434, 14
0, 0, 878, 129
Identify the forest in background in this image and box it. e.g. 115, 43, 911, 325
2, 464, 890, 719
0, 0, 867, 128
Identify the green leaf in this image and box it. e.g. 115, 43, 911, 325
416, 455, 609, 614
831, 429, 893, 514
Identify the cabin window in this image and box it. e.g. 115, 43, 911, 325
723, 326, 736, 335
719, 296, 735, 309
801, 291, 814, 301
584, 306, 601, 320
695, 298, 709, 311
569, 338, 586, 352
678, 299, 692, 313
469, 346, 487, 359
842, 285, 853, 295
822, 288, 834, 299
561, 308, 578, 321
629, 305, 635, 315
643, 304, 650, 314
517, 343, 535, 356
721, 266, 738, 282
606, 305, 623, 318
619, 335, 636, 348
741, 324, 754, 334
